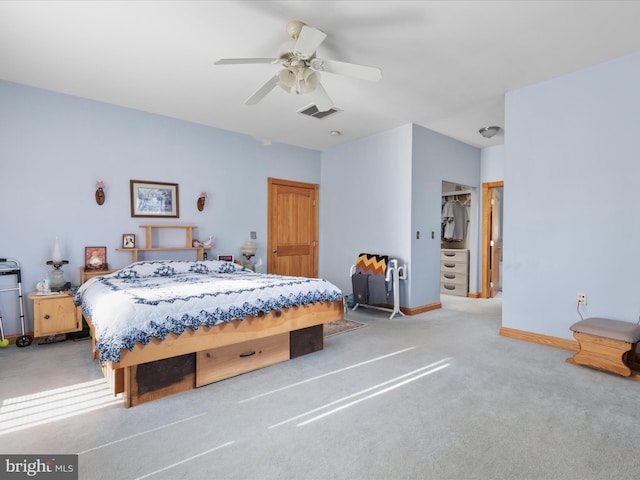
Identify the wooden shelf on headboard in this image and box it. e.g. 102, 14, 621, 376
116, 225, 212, 262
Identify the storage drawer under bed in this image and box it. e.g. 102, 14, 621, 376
196, 333, 290, 387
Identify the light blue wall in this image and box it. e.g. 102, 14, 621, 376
480, 145, 505, 184
319, 124, 413, 302
319, 123, 481, 310
412, 125, 481, 306
503, 53, 640, 339
0, 80, 321, 335
478, 145, 506, 289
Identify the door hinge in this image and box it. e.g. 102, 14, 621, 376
491, 199, 495, 205
490, 240, 494, 247
490, 281, 494, 288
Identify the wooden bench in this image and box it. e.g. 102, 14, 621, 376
566, 317, 640, 379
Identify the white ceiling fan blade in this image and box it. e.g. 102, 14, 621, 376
312, 58, 382, 82
309, 83, 334, 112
214, 58, 277, 65
245, 74, 279, 105
294, 26, 327, 58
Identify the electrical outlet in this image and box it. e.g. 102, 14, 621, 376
577, 293, 587, 305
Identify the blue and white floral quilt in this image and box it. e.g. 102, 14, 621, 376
74, 260, 343, 362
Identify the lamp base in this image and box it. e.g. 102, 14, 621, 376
242, 260, 255, 271
242, 255, 255, 271
49, 268, 67, 291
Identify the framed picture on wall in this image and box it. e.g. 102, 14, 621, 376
122, 234, 135, 249
85, 246, 108, 271
130, 180, 179, 218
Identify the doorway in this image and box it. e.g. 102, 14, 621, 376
481, 181, 504, 298
267, 177, 319, 277
440, 181, 474, 299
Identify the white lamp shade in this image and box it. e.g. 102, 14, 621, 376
52, 237, 63, 262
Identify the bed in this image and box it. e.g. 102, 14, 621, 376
74, 260, 344, 407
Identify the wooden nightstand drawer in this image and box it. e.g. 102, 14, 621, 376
29, 292, 82, 337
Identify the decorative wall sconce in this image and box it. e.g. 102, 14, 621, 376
95, 181, 105, 205
197, 192, 207, 212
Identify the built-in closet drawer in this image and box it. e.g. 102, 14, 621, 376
440, 283, 469, 296
440, 261, 468, 275
440, 271, 466, 285
440, 250, 468, 263
440, 249, 469, 297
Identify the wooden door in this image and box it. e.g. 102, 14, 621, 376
267, 178, 318, 277
481, 181, 504, 298
489, 187, 502, 298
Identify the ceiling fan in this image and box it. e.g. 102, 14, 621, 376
214, 20, 382, 112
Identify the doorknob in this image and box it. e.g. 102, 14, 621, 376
272, 249, 278, 254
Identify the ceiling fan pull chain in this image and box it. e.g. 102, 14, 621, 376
295, 69, 303, 95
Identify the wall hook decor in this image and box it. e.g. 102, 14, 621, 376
95, 181, 105, 205
197, 192, 207, 211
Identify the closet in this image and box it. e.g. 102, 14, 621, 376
441, 181, 472, 296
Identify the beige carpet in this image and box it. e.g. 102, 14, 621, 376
324, 319, 367, 337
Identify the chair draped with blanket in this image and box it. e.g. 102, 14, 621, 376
351, 253, 391, 306
350, 253, 406, 320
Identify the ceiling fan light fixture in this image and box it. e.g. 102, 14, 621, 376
479, 126, 501, 138
277, 69, 296, 93
217, 20, 382, 111
300, 69, 319, 93
277, 68, 318, 95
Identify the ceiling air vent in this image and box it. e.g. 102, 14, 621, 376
297, 104, 342, 119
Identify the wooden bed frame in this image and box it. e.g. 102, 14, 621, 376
85, 300, 343, 407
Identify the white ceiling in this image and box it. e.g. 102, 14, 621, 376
2, 1, 640, 151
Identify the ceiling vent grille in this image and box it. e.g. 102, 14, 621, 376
297, 104, 341, 119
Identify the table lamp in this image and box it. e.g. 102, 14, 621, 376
46, 237, 69, 291
240, 239, 257, 270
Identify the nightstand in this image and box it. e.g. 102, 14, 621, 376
80, 267, 116, 284
28, 292, 82, 338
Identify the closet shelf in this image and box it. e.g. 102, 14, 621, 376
442, 190, 473, 196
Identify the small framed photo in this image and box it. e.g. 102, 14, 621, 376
130, 180, 179, 218
85, 246, 108, 271
122, 234, 136, 249
217, 255, 234, 262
